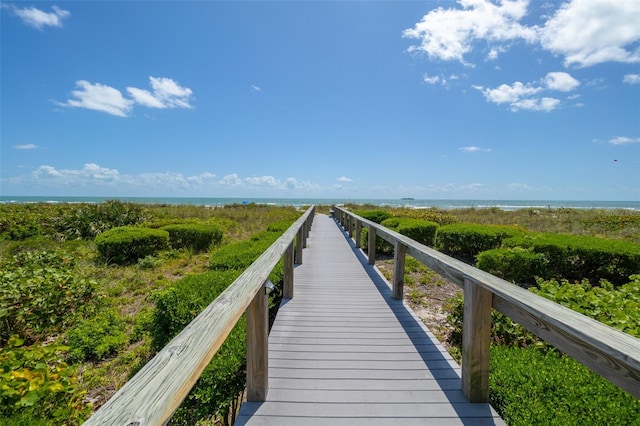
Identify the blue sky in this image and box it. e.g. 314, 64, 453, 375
1, 0, 639, 200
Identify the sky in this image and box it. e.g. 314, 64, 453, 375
1, 0, 639, 201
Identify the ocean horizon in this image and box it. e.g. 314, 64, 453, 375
1, 196, 639, 211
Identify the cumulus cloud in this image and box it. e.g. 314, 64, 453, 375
473, 71, 578, 112
623, 74, 640, 85
609, 136, 640, 145
58, 77, 193, 117
403, 0, 536, 66
14, 144, 38, 150
423, 74, 441, 84
251, 84, 262, 92
460, 146, 491, 153
405, 0, 640, 68
543, 72, 580, 91
338, 176, 354, 182
57, 81, 134, 117
7, 4, 70, 30
127, 77, 194, 109
539, 0, 640, 67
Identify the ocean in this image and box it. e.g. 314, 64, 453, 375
1, 196, 639, 211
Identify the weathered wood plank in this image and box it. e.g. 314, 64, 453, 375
461, 278, 491, 402
246, 282, 269, 401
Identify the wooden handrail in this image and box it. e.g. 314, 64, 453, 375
85, 206, 315, 425
332, 206, 640, 401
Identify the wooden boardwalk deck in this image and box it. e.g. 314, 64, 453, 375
236, 214, 505, 425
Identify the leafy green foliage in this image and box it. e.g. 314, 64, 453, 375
66, 308, 129, 362
382, 217, 439, 247
355, 209, 393, 224
52, 200, 149, 240
0, 336, 91, 424
435, 223, 521, 263
95, 227, 169, 265
504, 232, 640, 286
489, 345, 640, 425
209, 231, 279, 271
532, 276, 640, 337
161, 223, 224, 252
151, 270, 245, 424
0, 250, 96, 344
476, 247, 549, 287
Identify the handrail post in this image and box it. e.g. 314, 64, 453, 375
283, 242, 294, 299
368, 226, 376, 265
347, 216, 353, 238
355, 220, 362, 249
461, 278, 492, 402
295, 227, 304, 264
246, 280, 270, 401
392, 241, 406, 300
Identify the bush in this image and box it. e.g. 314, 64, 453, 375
151, 270, 245, 424
0, 336, 91, 424
382, 217, 438, 247
435, 224, 521, 263
355, 209, 393, 224
53, 200, 149, 240
504, 232, 640, 286
0, 250, 96, 344
66, 308, 129, 362
95, 227, 169, 265
476, 247, 549, 287
161, 223, 223, 252
489, 345, 640, 425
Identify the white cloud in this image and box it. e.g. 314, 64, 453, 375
423, 74, 441, 84
58, 81, 134, 117
543, 71, 580, 91
403, 0, 537, 65
338, 176, 354, 182
251, 84, 262, 92
609, 136, 640, 145
474, 81, 542, 104
510, 97, 560, 112
539, 0, 640, 67
14, 144, 38, 150
623, 74, 640, 85
58, 77, 193, 116
405, 0, 640, 69
9, 5, 70, 30
127, 77, 194, 110
460, 146, 491, 153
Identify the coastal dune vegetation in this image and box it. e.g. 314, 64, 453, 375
0, 200, 639, 424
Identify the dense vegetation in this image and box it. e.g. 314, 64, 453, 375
0, 201, 301, 425
346, 204, 640, 425
2, 201, 639, 425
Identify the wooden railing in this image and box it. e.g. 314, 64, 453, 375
332, 206, 640, 402
84, 206, 315, 425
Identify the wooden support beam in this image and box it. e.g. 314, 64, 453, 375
246, 281, 270, 402
368, 227, 376, 265
392, 242, 406, 300
283, 242, 294, 299
295, 228, 304, 264
355, 220, 362, 249
461, 278, 492, 402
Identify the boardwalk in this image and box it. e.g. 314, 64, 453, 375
236, 214, 505, 425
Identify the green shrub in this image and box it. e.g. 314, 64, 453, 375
360, 228, 394, 255
161, 223, 223, 252
435, 224, 521, 263
0, 336, 91, 424
504, 233, 640, 286
66, 308, 129, 362
489, 345, 640, 425
52, 200, 148, 240
476, 247, 549, 287
0, 250, 96, 344
95, 227, 169, 265
382, 217, 438, 246
151, 270, 245, 424
355, 209, 393, 224
532, 276, 640, 337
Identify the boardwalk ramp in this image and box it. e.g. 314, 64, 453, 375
236, 214, 504, 425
